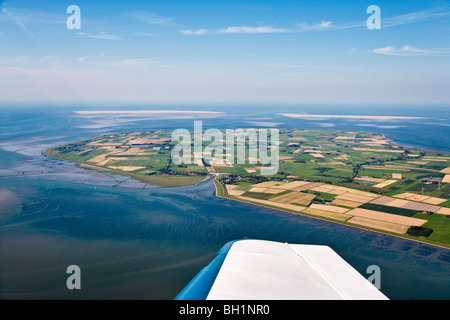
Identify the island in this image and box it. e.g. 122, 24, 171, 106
44, 128, 450, 248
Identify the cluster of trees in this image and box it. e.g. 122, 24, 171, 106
406, 226, 433, 238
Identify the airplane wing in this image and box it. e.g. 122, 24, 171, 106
175, 239, 388, 300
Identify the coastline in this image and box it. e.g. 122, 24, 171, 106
41, 128, 450, 249
42, 148, 207, 189
212, 178, 450, 250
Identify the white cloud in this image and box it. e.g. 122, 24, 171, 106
298, 20, 335, 31
297, 7, 449, 31
181, 26, 291, 35
78, 32, 121, 40
382, 7, 450, 28
1, 7, 33, 37
179, 7, 449, 36
218, 26, 291, 34
180, 28, 208, 35
373, 45, 450, 56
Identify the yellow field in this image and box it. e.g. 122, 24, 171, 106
271, 180, 312, 190
263, 188, 285, 194
309, 203, 350, 214
270, 192, 316, 206
248, 187, 269, 193
394, 192, 446, 205
346, 208, 426, 227
436, 207, 450, 215
238, 196, 306, 212
310, 185, 378, 198
423, 198, 447, 205
331, 199, 362, 208
374, 179, 398, 188
227, 189, 246, 196
334, 192, 377, 204
370, 196, 395, 205
251, 181, 284, 188
384, 198, 410, 207
311, 153, 324, 158
385, 199, 441, 212
108, 166, 146, 172
291, 182, 323, 191
113, 148, 142, 156
347, 216, 410, 234
442, 175, 450, 183
355, 177, 386, 183
440, 167, 450, 174
302, 208, 351, 222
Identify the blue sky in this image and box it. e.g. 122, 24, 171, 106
0, 0, 449, 105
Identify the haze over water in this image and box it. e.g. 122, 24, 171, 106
0, 105, 449, 299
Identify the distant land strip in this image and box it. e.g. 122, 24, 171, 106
278, 113, 425, 120
75, 110, 224, 115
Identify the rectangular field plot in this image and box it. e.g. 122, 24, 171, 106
436, 207, 450, 215
225, 184, 248, 196
355, 177, 386, 183
374, 179, 398, 188
238, 196, 306, 213
383, 199, 441, 212
370, 196, 442, 212
263, 188, 286, 194
394, 192, 446, 205
108, 166, 146, 172
346, 208, 426, 227
270, 192, 316, 206
309, 203, 350, 214
331, 199, 362, 208
347, 216, 410, 234
248, 187, 269, 193
440, 167, 450, 174
302, 208, 351, 222
271, 180, 312, 190
227, 190, 246, 196
291, 182, 324, 191
251, 181, 284, 188
369, 196, 395, 205
334, 192, 378, 204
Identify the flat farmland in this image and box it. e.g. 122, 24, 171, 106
270, 192, 316, 206
45, 128, 450, 247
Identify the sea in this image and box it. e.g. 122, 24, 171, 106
0, 104, 449, 300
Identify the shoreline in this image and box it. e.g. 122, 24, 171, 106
212, 179, 450, 251
40, 128, 450, 249
43, 148, 212, 189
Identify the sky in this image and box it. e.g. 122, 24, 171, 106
0, 0, 449, 106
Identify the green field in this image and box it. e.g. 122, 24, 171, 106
44, 128, 450, 247
44, 128, 450, 191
